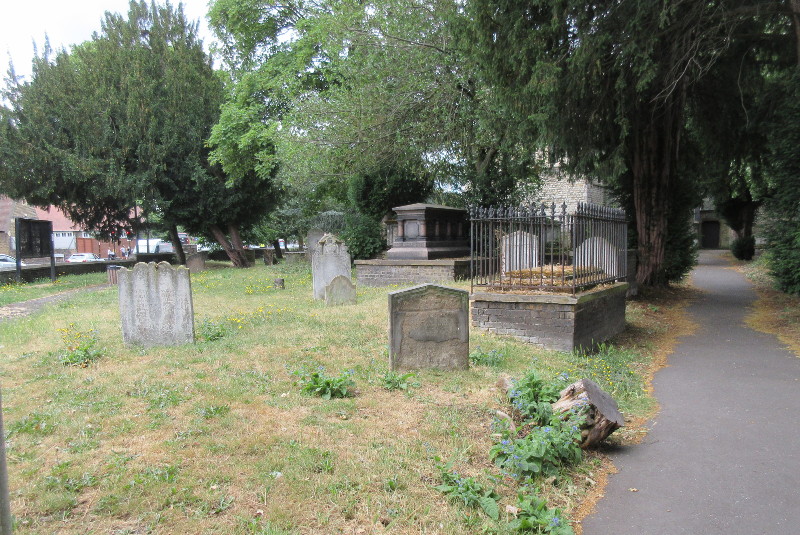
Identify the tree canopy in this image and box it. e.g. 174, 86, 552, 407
0, 0, 279, 266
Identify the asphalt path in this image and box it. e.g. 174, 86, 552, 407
582, 250, 800, 534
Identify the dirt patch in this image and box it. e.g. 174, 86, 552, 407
0, 285, 109, 322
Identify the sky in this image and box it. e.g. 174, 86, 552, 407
0, 0, 216, 81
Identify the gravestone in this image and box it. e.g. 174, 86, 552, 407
324, 275, 356, 306
501, 230, 540, 274
574, 237, 623, 278
306, 228, 326, 260
185, 252, 207, 273
388, 284, 469, 370
118, 262, 194, 346
312, 234, 352, 300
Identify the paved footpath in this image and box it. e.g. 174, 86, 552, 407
582, 250, 800, 534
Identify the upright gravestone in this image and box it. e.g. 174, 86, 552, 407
118, 262, 194, 346
312, 234, 352, 300
305, 227, 326, 261
501, 230, 540, 274
388, 284, 469, 370
324, 275, 357, 306
574, 237, 623, 278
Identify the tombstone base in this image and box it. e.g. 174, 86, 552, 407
470, 283, 628, 352
355, 259, 470, 287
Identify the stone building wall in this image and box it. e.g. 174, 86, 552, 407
533, 175, 613, 213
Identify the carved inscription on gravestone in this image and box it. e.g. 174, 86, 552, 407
118, 262, 194, 346
312, 234, 352, 300
388, 284, 469, 370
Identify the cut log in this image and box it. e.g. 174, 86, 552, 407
552, 378, 625, 449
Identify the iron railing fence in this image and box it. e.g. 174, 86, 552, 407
470, 202, 628, 294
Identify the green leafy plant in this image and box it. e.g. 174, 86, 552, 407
380, 371, 419, 391
490, 418, 582, 479
293, 367, 355, 399
508, 371, 566, 424
469, 346, 506, 367
56, 324, 103, 367
339, 212, 385, 260
509, 492, 574, 534
433, 465, 500, 521
731, 236, 755, 261
198, 319, 230, 341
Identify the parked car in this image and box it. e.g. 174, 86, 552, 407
0, 254, 26, 269
66, 253, 102, 263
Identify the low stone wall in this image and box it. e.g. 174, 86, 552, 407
0, 259, 137, 284
471, 283, 628, 352
355, 259, 470, 287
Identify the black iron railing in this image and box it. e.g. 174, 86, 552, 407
470, 203, 627, 294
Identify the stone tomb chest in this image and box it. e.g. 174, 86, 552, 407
388, 284, 469, 370
386, 203, 469, 260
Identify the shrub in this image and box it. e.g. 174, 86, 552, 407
339, 212, 385, 260
731, 236, 755, 261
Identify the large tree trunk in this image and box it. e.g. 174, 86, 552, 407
209, 224, 250, 268
167, 223, 186, 265
630, 72, 686, 286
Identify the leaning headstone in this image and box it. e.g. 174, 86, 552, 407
388, 284, 469, 370
311, 234, 352, 300
324, 275, 356, 306
118, 262, 194, 346
501, 230, 540, 274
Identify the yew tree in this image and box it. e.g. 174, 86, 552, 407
468, 0, 790, 285
0, 1, 275, 267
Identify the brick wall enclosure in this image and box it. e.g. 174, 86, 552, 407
471, 283, 628, 352
355, 259, 470, 287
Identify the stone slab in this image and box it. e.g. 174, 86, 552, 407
324, 275, 356, 306
389, 284, 469, 370
118, 262, 194, 346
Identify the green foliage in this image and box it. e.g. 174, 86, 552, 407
434, 466, 500, 521
348, 166, 433, 221
731, 236, 756, 261
293, 367, 355, 400
380, 371, 419, 391
198, 319, 231, 341
6, 412, 57, 437
56, 324, 104, 367
764, 71, 800, 294
468, 346, 506, 367
489, 417, 583, 480
339, 212, 385, 260
509, 492, 574, 534
507, 371, 565, 424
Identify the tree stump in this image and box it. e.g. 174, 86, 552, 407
552, 378, 624, 449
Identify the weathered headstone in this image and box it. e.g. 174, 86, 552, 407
574, 237, 622, 277
306, 227, 326, 260
118, 262, 194, 346
311, 234, 352, 300
324, 275, 357, 306
185, 252, 207, 273
501, 230, 540, 274
388, 284, 469, 370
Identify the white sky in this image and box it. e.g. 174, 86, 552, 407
0, 0, 216, 81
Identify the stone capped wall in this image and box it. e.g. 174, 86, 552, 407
471, 283, 628, 352
355, 259, 470, 287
